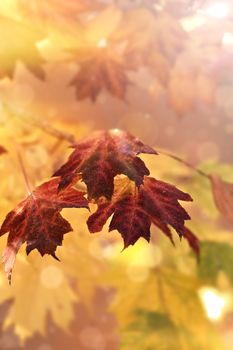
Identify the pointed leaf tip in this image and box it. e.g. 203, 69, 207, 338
0, 178, 88, 278
88, 176, 195, 249
55, 129, 157, 200
2, 245, 16, 284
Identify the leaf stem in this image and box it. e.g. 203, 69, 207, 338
3, 102, 76, 144
156, 149, 210, 180
15, 145, 33, 195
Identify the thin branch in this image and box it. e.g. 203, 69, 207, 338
14, 145, 33, 195
30, 118, 76, 144
156, 148, 210, 180
3, 103, 76, 144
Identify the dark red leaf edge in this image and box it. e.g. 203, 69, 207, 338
0, 130, 199, 282
87, 176, 199, 256
53, 129, 157, 200
0, 177, 88, 283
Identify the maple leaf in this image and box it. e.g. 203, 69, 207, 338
88, 177, 197, 252
0, 177, 88, 282
53, 129, 157, 200
19, 289, 117, 349
116, 10, 185, 75
0, 17, 45, 79
100, 258, 208, 334
0, 255, 77, 338
0, 216, 104, 337
198, 241, 233, 284
70, 54, 130, 101
210, 174, 233, 225
122, 309, 225, 350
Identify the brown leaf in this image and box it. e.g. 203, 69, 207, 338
0, 178, 88, 282
53, 129, 157, 200
210, 174, 233, 225
70, 54, 130, 101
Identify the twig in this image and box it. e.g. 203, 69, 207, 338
156, 148, 210, 180
14, 144, 33, 195
3, 103, 76, 144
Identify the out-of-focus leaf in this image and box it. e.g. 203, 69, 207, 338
0, 255, 77, 339
20, 288, 117, 350
122, 311, 180, 350
0, 145, 7, 154
198, 241, 233, 284
70, 53, 130, 101
210, 174, 233, 226
99, 254, 206, 333
116, 11, 185, 60
122, 310, 227, 350
58, 209, 106, 303
0, 17, 45, 79
0, 209, 105, 338
84, 5, 122, 45
116, 10, 185, 87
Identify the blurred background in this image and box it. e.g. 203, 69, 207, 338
0, 0, 232, 349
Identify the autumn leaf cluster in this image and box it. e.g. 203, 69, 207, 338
0, 129, 199, 282
0, 1, 232, 349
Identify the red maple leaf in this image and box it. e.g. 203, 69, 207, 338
87, 177, 198, 254
53, 129, 157, 200
0, 178, 88, 282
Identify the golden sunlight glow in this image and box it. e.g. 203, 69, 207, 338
205, 2, 229, 19
97, 38, 108, 48
126, 245, 162, 282
199, 288, 228, 321
181, 15, 207, 32
0, 0, 19, 20
36, 38, 50, 51
110, 128, 122, 136
222, 32, 233, 46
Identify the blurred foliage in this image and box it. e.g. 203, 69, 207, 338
199, 242, 233, 284
122, 310, 225, 350
0, 0, 232, 349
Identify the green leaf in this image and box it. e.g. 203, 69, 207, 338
122, 310, 226, 350
122, 311, 179, 350
199, 241, 233, 284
